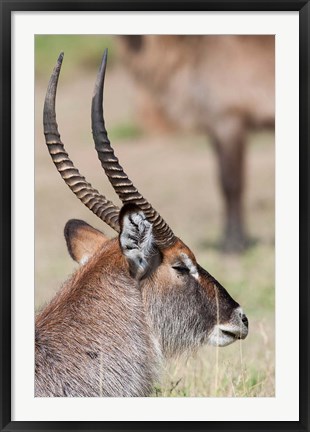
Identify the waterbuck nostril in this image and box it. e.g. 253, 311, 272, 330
241, 314, 248, 327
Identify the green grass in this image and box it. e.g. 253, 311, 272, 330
153, 336, 274, 397
153, 237, 275, 397
35, 35, 116, 79
109, 122, 142, 141
35, 55, 275, 397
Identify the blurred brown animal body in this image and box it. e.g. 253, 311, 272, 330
35, 51, 248, 397
118, 35, 275, 251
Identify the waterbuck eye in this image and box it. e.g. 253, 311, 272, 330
172, 265, 190, 274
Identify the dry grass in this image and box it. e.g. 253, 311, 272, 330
35, 36, 275, 397
155, 316, 274, 397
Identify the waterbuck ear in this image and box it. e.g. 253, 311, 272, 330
64, 219, 108, 265
119, 204, 161, 280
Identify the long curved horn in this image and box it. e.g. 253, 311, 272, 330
43, 52, 120, 232
91, 49, 176, 248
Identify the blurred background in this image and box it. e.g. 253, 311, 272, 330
35, 35, 275, 397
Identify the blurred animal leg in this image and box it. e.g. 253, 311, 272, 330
212, 118, 247, 252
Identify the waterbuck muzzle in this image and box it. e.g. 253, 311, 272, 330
39, 49, 249, 398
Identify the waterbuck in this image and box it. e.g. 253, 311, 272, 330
35, 50, 249, 397
118, 35, 275, 252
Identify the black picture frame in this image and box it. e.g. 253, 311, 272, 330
1, 1, 309, 431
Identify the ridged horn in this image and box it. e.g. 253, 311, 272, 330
91, 49, 176, 248
43, 52, 120, 232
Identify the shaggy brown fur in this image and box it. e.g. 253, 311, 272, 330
35, 215, 248, 397
37, 50, 249, 397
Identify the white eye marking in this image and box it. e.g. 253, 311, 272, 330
180, 253, 199, 280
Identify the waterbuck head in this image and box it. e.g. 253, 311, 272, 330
43, 50, 248, 361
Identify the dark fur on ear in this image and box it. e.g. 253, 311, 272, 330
64, 220, 89, 261
64, 219, 108, 264
118, 204, 141, 230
